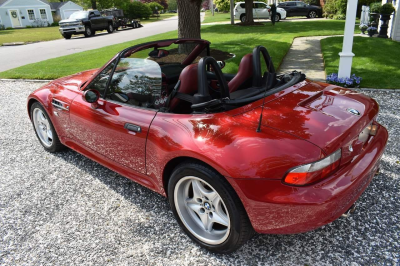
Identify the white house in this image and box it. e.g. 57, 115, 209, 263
0, 0, 53, 28
49, 1, 83, 20
381, 0, 400, 41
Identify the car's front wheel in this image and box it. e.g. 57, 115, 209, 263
308, 10, 317, 18
30, 102, 64, 153
107, 23, 113, 33
168, 162, 254, 253
84, 26, 93, 37
63, 33, 71, 39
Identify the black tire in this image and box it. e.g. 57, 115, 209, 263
275, 14, 281, 22
308, 10, 317, 18
84, 26, 93, 37
168, 162, 254, 253
107, 23, 113, 33
63, 33, 71, 39
240, 14, 246, 23
30, 102, 64, 153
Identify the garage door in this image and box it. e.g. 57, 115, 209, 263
63, 10, 80, 19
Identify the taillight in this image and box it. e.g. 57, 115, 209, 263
284, 149, 342, 186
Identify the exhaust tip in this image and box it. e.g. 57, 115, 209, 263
341, 203, 357, 218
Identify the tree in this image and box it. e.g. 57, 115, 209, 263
177, 0, 202, 54
244, 0, 254, 24
168, 0, 177, 10
140, 0, 168, 10
214, 0, 230, 12
147, 2, 164, 12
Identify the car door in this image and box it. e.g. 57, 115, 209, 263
255, 3, 270, 19
69, 59, 158, 174
295, 2, 308, 16
284, 2, 296, 16
94, 10, 106, 29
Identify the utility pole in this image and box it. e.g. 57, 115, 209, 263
230, 0, 234, 24
211, 0, 214, 16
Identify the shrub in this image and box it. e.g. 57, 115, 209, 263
380, 3, 395, 14
323, 0, 347, 19
369, 2, 381, 13
0, 24, 5, 30
51, 22, 59, 27
304, 0, 320, 5
147, 2, 164, 13
214, 0, 230, 12
123, 1, 152, 19
333, 13, 346, 20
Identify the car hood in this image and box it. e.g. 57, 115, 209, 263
59, 18, 81, 24
238, 81, 379, 156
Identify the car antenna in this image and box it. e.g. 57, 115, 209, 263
256, 49, 273, 133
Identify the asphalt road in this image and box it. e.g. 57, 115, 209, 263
0, 80, 399, 265
0, 16, 178, 72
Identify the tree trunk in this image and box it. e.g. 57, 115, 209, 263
91, 0, 97, 10
177, 0, 202, 54
244, 0, 254, 24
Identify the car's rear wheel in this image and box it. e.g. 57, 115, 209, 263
274, 14, 281, 22
240, 14, 246, 23
168, 162, 254, 253
308, 10, 317, 18
63, 33, 71, 39
30, 102, 64, 153
107, 23, 113, 33
84, 26, 93, 37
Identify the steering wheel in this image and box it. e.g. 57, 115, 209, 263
195, 57, 230, 105
252, 46, 276, 88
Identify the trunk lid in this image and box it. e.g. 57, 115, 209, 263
239, 82, 379, 160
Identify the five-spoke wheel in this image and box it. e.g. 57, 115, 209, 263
174, 176, 230, 245
168, 162, 254, 253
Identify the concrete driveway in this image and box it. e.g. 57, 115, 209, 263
0, 16, 178, 72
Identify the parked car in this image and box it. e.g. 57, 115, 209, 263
59, 10, 114, 39
278, 1, 322, 18
27, 38, 388, 253
100, 8, 142, 30
234, 1, 287, 22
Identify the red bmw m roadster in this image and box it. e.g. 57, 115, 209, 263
27, 39, 388, 253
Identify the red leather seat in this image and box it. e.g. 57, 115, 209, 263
169, 64, 198, 112
228, 54, 253, 93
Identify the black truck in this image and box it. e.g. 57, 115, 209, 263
59, 10, 114, 39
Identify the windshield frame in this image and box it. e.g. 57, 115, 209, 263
69, 11, 88, 20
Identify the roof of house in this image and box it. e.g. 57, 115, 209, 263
0, 0, 50, 7
49, 2, 66, 10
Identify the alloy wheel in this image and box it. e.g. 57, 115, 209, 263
174, 176, 230, 245
309, 11, 317, 18
32, 108, 53, 147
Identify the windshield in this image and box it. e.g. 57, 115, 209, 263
69, 11, 88, 20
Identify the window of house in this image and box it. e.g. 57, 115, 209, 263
39, 9, 47, 20
27, 9, 35, 20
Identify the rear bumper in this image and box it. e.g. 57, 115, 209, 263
228, 123, 388, 234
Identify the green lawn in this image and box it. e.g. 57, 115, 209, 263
0, 14, 177, 46
0, 20, 358, 79
203, 11, 237, 24
0, 27, 62, 45
321, 36, 400, 89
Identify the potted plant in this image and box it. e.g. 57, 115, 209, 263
367, 26, 377, 37
378, 3, 395, 38
369, 2, 381, 28
359, 23, 368, 34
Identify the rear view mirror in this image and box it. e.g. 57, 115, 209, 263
83, 89, 100, 103
148, 49, 169, 59
217, 60, 226, 69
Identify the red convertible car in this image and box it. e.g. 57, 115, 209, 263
27, 39, 388, 253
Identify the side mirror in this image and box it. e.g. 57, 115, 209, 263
83, 89, 100, 103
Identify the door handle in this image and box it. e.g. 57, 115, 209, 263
124, 123, 141, 133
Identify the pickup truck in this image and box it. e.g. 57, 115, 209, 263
59, 10, 114, 39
